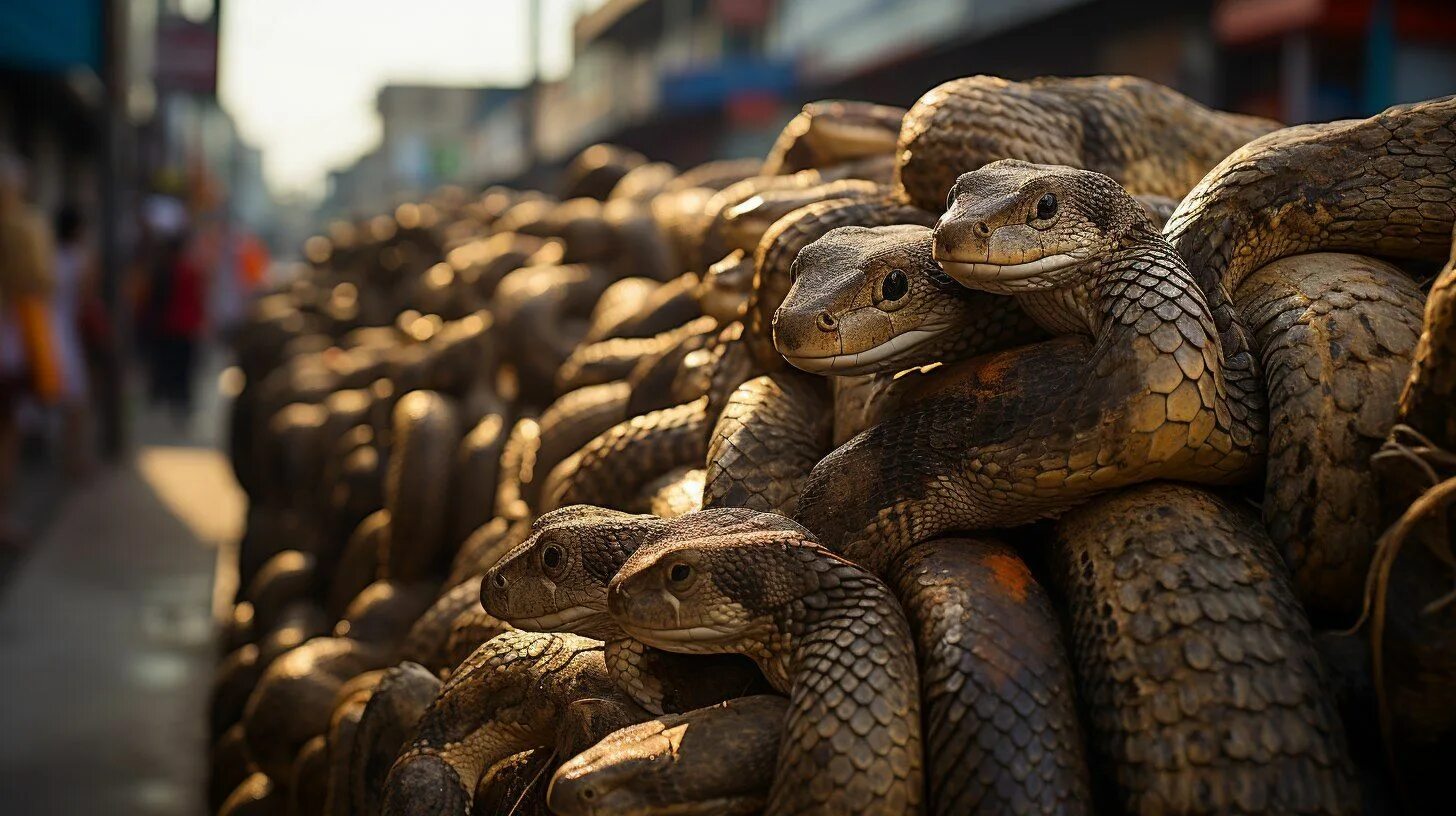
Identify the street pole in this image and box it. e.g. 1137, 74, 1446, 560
98, 0, 128, 458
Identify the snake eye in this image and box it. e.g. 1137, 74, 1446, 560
1035, 192, 1058, 221
668, 562, 693, 587
541, 544, 563, 572
879, 269, 908, 302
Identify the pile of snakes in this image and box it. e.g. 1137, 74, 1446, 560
212, 76, 1456, 815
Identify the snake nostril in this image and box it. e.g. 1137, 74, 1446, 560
976, 221, 991, 236
492, 572, 506, 589
815, 311, 837, 331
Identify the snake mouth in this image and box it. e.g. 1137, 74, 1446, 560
784, 326, 946, 375
510, 605, 605, 632
630, 624, 743, 647
936, 253, 1081, 287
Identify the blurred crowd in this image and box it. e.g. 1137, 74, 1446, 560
0, 153, 269, 548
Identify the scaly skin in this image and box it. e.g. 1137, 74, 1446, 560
494, 417, 541, 521
381, 631, 643, 816
797, 162, 1261, 573
242, 637, 390, 782
1052, 483, 1358, 814
1397, 228, 1456, 449
541, 397, 711, 514
322, 669, 386, 816
634, 465, 705, 519
1236, 254, 1424, 624
719, 178, 885, 255
384, 390, 461, 581
1166, 95, 1456, 319
482, 506, 767, 714
343, 663, 441, 816
762, 100, 906, 176
774, 224, 1046, 374
527, 380, 632, 509
549, 695, 788, 816
895, 74, 1279, 211
398, 576, 509, 675
607, 509, 922, 815
890, 539, 1092, 815
556, 315, 719, 395
704, 372, 832, 516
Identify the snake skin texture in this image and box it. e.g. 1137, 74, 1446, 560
527, 379, 631, 508
1235, 253, 1424, 625
801, 165, 1263, 574
321, 669, 385, 816
1398, 225, 1456, 449
381, 631, 644, 816
549, 695, 788, 816
449, 413, 505, 547
397, 576, 508, 674
635, 465, 705, 518
483, 506, 768, 715
704, 372, 832, 515
761, 100, 906, 176
473, 749, 554, 815
542, 396, 710, 513
608, 509, 922, 815
775, 223, 1049, 374
1167, 96, 1456, 309
1053, 483, 1358, 815
242, 637, 390, 781
384, 390, 462, 580
891, 538, 1092, 815
895, 74, 1279, 211
345, 662, 441, 816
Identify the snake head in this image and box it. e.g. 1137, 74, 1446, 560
774, 224, 972, 374
933, 159, 1150, 293
547, 695, 785, 816
481, 505, 663, 640
697, 250, 755, 323
607, 510, 816, 671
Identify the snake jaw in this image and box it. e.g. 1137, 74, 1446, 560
783, 326, 949, 375
935, 253, 1084, 291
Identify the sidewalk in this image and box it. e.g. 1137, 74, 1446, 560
0, 362, 242, 814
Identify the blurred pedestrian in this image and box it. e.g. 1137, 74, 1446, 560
0, 154, 59, 547
51, 204, 98, 477
140, 221, 208, 423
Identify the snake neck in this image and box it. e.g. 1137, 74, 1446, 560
1030, 230, 1266, 473
765, 554, 922, 815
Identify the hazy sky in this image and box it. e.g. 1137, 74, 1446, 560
218, 0, 587, 198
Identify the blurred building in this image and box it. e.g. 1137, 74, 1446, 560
325, 84, 525, 218
526, 0, 1456, 179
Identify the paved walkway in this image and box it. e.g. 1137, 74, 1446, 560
0, 376, 242, 814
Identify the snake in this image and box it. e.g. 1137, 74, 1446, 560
548, 695, 788, 816
397, 576, 508, 675
333, 578, 438, 654
449, 412, 506, 549
321, 668, 386, 816
331, 508, 390, 618
481, 505, 768, 714
889, 538, 1093, 814
761, 100, 906, 176
893, 74, 1280, 212
606, 508, 922, 815
242, 636, 390, 782
797, 160, 1264, 574
634, 465, 705, 519
773, 223, 1046, 375
380, 630, 646, 816
703, 371, 833, 515
341, 661, 443, 816
1052, 482, 1357, 813
384, 389, 462, 581
210, 724, 252, 813
540, 397, 712, 513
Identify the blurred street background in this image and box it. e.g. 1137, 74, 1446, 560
0, 0, 1453, 813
